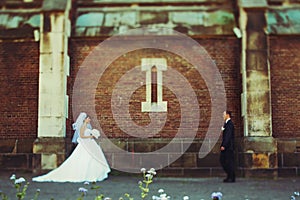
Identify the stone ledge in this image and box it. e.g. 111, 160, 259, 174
0, 139, 34, 153
33, 137, 66, 154
242, 168, 278, 178
0, 153, 33, 170
278, 167, 300, 177
242, 136, 277, 152
277, 139, 299, 153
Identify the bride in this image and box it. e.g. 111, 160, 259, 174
32, 112, 111, 182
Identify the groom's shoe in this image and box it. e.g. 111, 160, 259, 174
223, 176, 230, 182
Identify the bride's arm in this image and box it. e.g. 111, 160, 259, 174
80, 124, 93, 139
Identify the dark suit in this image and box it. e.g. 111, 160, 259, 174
220, 119, 235, 181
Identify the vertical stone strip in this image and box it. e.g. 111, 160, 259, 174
239, 0, 278, 177
33, 0, 71, 170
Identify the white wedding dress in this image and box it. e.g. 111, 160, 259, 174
32, 129, 110, 182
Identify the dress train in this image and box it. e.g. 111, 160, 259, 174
32, 138, 110, 183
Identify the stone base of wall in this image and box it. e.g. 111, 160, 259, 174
237, 137, 278, 178
32, 137, 66, 172
0, 138, 299, 177
0, 139, 36, 171
277, 138, 300, 176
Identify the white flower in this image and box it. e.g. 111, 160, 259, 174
211, 192, 222, 199
104, 197, 112, 200
78, 187, 88, 195
150, 167, 155, 171
145, 174, 153, 180
10, 174, 16, 180
141, 168, 146, 173
160, 193, 167, 198
160, 195, 170, 200
183, 196, 189, 200
84, 181, 90, 185
14, 177, 26, 184
152, 196, 159, 200
294, 192, 300, 196
158, 189, 164, 193
148, 168, 156, 175
145, 174, 150, 178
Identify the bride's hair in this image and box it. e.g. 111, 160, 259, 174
84, 115, 90, 122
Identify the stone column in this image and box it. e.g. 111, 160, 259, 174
33, 0, 71, 171
239, 0, 277, 177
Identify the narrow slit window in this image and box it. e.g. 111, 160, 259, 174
151, 66, 157, 103
141, 58, 167, 112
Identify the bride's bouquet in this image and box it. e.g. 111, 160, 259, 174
87, 129, 100, 139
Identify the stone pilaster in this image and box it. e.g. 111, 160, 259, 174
238, 0, 278, 177
33, 0, 71, 170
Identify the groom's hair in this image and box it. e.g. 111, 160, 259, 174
225, 111, 232, 117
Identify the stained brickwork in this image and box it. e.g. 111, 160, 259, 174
270, 36, 300, 138
0, 41, 39, 139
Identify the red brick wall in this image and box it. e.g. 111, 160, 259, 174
270, 36, 300, 138
68, 37, 241, 139
2, 36, 297, 146
0, 41, 39, 139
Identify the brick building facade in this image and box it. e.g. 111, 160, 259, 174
0, 0, 299, 177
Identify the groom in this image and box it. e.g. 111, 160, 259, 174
220, 110, 235, 183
